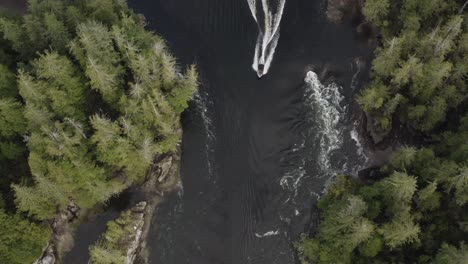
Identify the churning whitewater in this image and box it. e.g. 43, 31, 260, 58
278, 70, 367, 224
279, 71, 345, 217
248, 0, 286, 78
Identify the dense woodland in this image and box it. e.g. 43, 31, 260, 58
0, 0, 197, 263
298, 0, 467, 263
0, 0, 466, 263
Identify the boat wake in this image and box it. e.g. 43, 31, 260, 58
247, 0, 286, 78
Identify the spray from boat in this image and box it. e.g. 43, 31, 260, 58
248, 0, 286, 78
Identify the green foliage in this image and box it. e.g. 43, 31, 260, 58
379, 211, 420, 249
0, 0, 196, 260
358, 235, 382, 258
13, 50, 127, 218
389, 146, 416, 169
379, 171, 417, 205
89, 210, 138, 264
362, 0, 390, 27
448, 166, 468, 206
0, 210, 50, 264
417, 181, 441, 211
308, 1, 467, 263
298, 114, 468, 263
0, 98, 26, 160
0, 63, 28, 211
0, 0, 197, 220
0, 64, 17, 98
70, 21, 124, 105
434, 243, 468, 264
358, 0, 467, 133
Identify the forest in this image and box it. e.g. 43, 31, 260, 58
297, 0, 467, 263
0, 0, 466, 263
0, 0, 197, 263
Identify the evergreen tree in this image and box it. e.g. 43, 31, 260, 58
0, 0, 197, 261
0, 210, 50, 264
434, 243, 468, 264
358, 0, 466, 134
0, 0, 197, 221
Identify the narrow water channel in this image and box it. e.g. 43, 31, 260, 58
65, 0, 374, 263
126, 0, 374, 263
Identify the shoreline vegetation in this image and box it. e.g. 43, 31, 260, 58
0, 1, 466, 264
88, 152, 182, 264
0, 1, 197, 263
297, 0, 467, 263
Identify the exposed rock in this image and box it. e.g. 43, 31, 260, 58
34, 201, 80, 264
133, 151, 181, 264
124, 202, 146, 264
157, 156, 173, 183
33, 247, 55, 264
95, 151, 182, 264
40, 150, 181, 263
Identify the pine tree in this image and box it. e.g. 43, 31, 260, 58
0, 98, 26, 160
417, 181, 441, 211
389, 146, 417, 170
70, 21, 124, 105
0, 64, 17, 98
448, 166, 468, 206
379, 171, 417, 205
0, 210, 50, 264
434, 243, 468, 264
362, 0, 390, 27
379, 211, 420, 249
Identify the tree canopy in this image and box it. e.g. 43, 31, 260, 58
358, 0, 467, 134
297, 1, 467, 263
0, 0, 197, 261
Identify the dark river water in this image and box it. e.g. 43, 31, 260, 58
64, 0, 374, 263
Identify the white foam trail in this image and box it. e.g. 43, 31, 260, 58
348, 123, 370, 176
304, 71, 345, 177
255, 229, 280, 238
279, 140, 306, 196
247, 0, 257, 21
278, 72, 345, 218
248, 0, 286, 77
350, 124, 368, 162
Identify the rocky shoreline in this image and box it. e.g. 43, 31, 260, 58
33, 202, 80, 264
33, 149, 182, 264
133, 151, 182, 264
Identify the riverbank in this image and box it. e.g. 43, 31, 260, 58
132, 150, 182, 263
33, 149, 182, 264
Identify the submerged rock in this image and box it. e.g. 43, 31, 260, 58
326, 0, 363, 24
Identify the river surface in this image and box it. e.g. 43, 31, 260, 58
63, 0, 374, 263
127, 0, 373, 263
